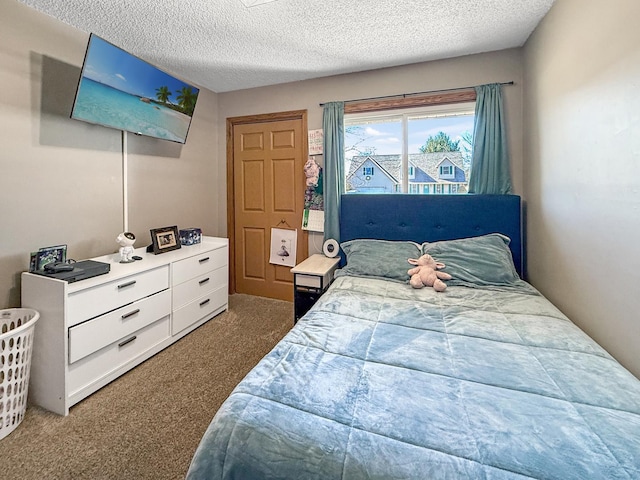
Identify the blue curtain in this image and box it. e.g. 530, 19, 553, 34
322, 102, 345, 243
468, 84, 512, 194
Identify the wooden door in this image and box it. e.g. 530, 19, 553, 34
228, 112, 308, 301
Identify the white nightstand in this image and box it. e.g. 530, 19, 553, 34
290, 254, 340, 323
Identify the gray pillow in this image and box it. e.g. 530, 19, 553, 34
340, 239, 421, 282
421, 234, 520, 286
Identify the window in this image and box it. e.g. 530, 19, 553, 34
344, 102, 474, 194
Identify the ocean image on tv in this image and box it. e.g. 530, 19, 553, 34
72, 35, 199, 143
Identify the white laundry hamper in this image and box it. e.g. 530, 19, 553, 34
0, 308, 39, 440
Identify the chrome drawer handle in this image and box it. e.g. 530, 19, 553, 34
118, 280, 137, 289
199, 277, 210, 285
198, 257, 210, 264
121, 309, 140, 320
118, 336, 137, 348
199, 298, 210, 307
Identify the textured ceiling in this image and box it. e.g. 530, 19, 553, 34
17, 0, 555, 93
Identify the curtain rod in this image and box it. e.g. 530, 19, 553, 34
318, 81, 514, 107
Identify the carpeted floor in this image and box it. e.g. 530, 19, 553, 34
0, 294, 293, 480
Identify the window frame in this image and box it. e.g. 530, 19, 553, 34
344, 101, 475, 194
439, 165, 453, 177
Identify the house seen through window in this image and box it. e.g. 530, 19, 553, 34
344, 102, 475, 194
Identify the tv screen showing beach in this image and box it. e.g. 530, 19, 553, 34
71, 34, 199, 144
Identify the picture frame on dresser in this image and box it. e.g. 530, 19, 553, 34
34, 244, 67, 271
149, 226, 181, 254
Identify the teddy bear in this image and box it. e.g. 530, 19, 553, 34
407, 254, 452, 291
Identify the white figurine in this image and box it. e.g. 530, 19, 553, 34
116, 232, 136, 263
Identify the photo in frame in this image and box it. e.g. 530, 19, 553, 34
149, 226, 181, 254
269, 227, 297, 267
34, 244, 67, 271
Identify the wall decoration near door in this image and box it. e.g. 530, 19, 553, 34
308, 129, 323, 155
269, 227, 297, 267
302, 157, 324, 232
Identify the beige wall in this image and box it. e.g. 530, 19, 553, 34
218, 48, 525, 253
523, 0, 640, 377
0, 0, 221, 309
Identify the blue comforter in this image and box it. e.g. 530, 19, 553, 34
187, 275, 640, 479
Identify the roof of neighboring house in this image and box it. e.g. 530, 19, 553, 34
347, 152, 469, 184
347, 156, 398, 182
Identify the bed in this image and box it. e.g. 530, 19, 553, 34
187, 194, 640, 479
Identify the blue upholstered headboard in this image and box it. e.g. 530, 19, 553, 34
339, 194, 524, 277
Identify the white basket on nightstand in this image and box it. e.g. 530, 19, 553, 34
0, 308, 39, 440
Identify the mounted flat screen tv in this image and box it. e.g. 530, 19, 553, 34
71, 34, 199, 144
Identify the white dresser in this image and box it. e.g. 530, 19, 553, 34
21, 236, 228, 415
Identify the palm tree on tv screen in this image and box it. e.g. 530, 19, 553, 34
177, 87, 198, 116
155, 86, 173, 105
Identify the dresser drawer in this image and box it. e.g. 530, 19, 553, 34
172, 266, 227, 310
68, 316, 170, 396
67, 266, 169, 327
172, 286, 227, 335
68, 289, 171, 364
172, 247, 227, 286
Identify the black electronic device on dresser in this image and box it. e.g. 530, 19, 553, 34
290, 254, 341, 323
35, 260, 110, 283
